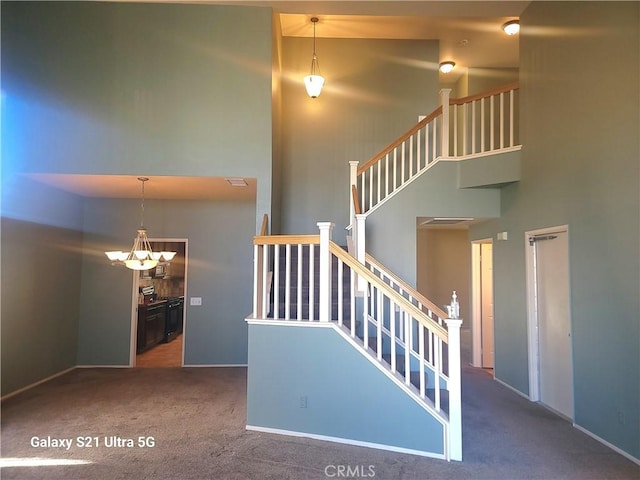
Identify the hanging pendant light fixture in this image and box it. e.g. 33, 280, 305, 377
304, 17, 325, 98
105, 177, 176, 271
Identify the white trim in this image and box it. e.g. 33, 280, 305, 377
524, 225, 570, 404
246, 425, 447, 461
573, 424, 640, 466
182, 364, 248, 368
493, 376, 530, 400
445, 145, 522, 162
1, 367, 76, 401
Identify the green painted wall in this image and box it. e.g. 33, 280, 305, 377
280, 37, 441, 243
1, 1, 274, 385
1, 178, 83, 396
470, 2, 640, 459
78, 197, 255, 366
247, 323, 445, 456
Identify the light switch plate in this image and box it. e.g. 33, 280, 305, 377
190, 297, 202, 306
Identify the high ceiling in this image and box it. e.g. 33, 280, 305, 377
27, 1, 529, 200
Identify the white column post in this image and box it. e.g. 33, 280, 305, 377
440, 89, 452, 158
349, 161, 359, 222
445, 316, 463, 461
317, 222, 334, 322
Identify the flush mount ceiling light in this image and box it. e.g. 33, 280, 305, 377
304, 17, 325, 98
105, 177, 176, 271
502, 20, 520, 35
439, 61, 456, 74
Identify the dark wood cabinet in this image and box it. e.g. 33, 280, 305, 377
137, 301, 167, 354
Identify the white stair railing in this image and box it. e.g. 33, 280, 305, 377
252, 222, 463, 461
349, 83, 520, 216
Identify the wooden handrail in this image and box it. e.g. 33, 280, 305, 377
356, 83, 520, 176
260, 213, 268, 236
351, 185, 362, 215
449, 82, 519, 106
330, 242, 448, 341
365, 252, 448, 321
254, 234, 320, 246
357, 106, 443, 175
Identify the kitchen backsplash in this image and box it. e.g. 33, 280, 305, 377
140, 277, 185, 299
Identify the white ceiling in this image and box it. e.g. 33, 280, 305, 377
27, 1, 528, 200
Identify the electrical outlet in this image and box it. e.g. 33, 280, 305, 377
190, 297, 202, 306
299, 395, 308, 408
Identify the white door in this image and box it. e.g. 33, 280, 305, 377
480, 243, 495, 368
533, 230, 573, 419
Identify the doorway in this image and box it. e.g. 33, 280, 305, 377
525, 226, 574, 419
130, 239, 187, 368
471, 240, 494, 369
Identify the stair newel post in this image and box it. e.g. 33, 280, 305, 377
440, 88, 452, 158
317, 222, 334, 322
445, 312, 463, 461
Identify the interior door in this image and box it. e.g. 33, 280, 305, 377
480, 243, 494, 368
534, 230, 573, 419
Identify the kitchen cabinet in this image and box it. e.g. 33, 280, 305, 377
137, 300, 167, 354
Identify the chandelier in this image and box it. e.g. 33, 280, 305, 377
304, 17, 325, 98
105, 177, 176, 271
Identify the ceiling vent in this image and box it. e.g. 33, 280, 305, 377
420, 217, 474, 226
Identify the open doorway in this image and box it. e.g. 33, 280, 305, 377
471, 239, 494, 370
130, 239, 187, 368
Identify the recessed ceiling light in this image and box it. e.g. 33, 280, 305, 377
439, 61, 456, 74
226, 178, 247, 187
502, 20, 520, 35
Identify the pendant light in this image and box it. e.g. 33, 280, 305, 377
105, 177, 176, 271
304, 17, 325, 98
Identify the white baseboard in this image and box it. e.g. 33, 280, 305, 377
246, 424, 447, 461
182, 364, 248, 368
1, 367, 76, 401
493, 376, 530, 400
574, 424, 640, 466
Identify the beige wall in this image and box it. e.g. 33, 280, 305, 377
416, 228, 470, 318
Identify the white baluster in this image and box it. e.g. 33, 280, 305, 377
285, 244, 291, 319
273, 245, 280, 319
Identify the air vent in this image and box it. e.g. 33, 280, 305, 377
225, 177, 247, 187
420, 217, 474, 226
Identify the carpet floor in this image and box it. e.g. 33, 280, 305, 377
1, 364, 638, 480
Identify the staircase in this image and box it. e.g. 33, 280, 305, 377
248, 223, 462, 460
247, 83, 521, 461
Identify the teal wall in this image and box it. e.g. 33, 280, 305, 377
247, 323, 445, 456
470, 2, 640, 459
78, 197, 255, 366
1, 1, 274, 386
280, 37, 441, 242
2, 1, 274, 231
367, 162, 501, 284
1, 178, 83, 396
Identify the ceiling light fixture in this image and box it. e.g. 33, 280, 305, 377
439, 61, 456, 74
304, 17, 325, 98
105, 177, 176, 271
502, 20, 520, 35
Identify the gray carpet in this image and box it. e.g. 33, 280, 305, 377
1, 365, 638, 480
